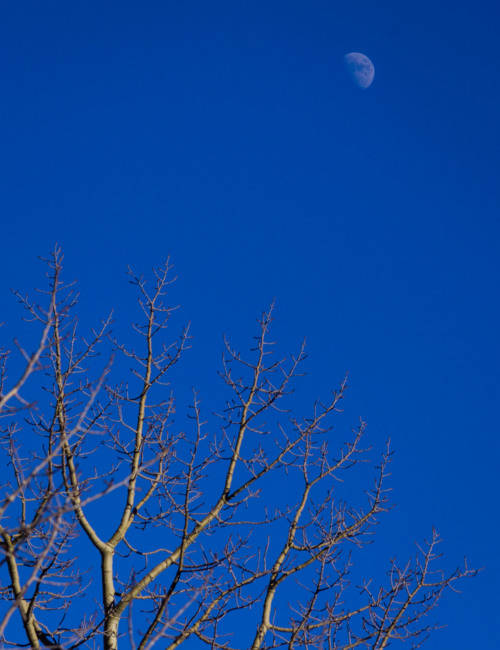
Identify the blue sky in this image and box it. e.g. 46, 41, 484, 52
0, 1, 498, 647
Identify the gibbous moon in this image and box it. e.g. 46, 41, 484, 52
344, 52, 375, 89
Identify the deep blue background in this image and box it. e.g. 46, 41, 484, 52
0, 1, 498, 646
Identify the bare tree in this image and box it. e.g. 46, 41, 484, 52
0, 249, 476, 650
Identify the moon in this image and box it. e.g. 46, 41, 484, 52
344, 52, 375, 89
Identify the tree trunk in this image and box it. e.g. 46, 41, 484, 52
102, 549, 119, 650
